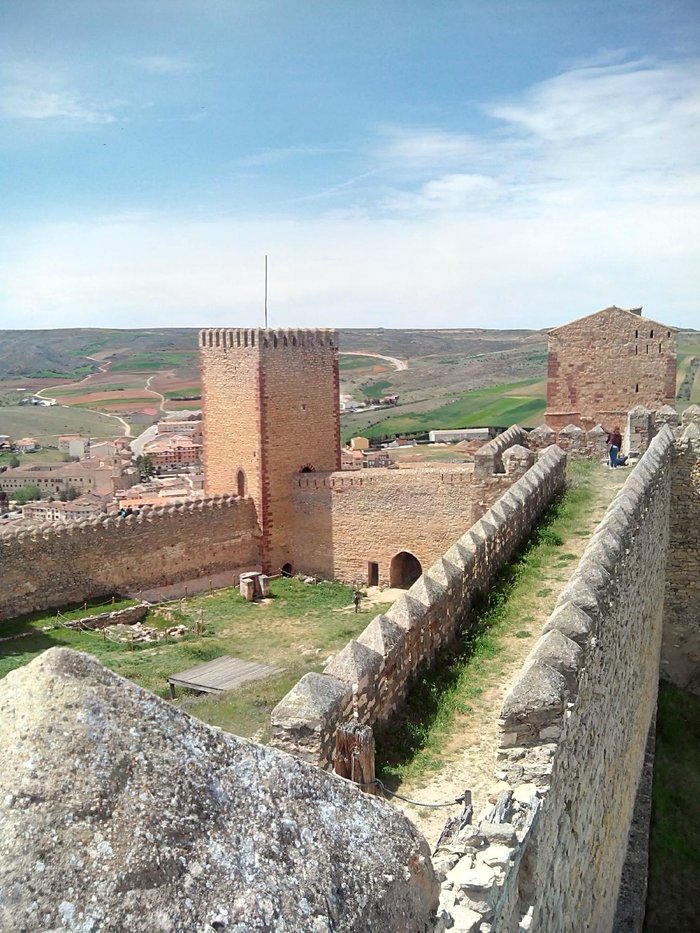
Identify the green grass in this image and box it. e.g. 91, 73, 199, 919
28, 366, 93, 380
0, 406, 122, 443
110, 351, 197, 372
72, 397, 153, 410
0, 448, 68, 467
163, 386, 201, 398
339, 354, 392, 371
361, 379, 393, 399
645, 680, 700, 931
356, 379, 546, 441
375, 460, 596, 784
0, 579, 393, 741
50, 383, 137, 398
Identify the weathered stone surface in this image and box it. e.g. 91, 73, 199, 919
0, 649, 439, 933
542, 601, 593, 646
527, 629, 582, 693
500, 660, 568, 732
324, 639, 383, 686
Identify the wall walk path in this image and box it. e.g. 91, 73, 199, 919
392, 464, 628, 847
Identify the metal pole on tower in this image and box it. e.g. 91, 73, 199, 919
264, 255, 268, 329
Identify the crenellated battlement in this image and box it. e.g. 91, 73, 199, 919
199, 328, 337, 350
0, 494, 245, 546
0, 495, 262, 621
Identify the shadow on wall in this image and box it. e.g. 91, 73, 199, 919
389, 551, 422, 589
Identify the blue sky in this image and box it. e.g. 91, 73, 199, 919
0, 0, 698, 330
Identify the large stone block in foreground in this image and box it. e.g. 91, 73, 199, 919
0, 649, 438, 932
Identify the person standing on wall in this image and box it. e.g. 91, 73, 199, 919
604, 425, 628, 469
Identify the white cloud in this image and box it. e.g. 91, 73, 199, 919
0, 85, 117, 123
128, 55, 196, 76
376, 126, 486, 170
382, 173, 501, 214
0, 56, 698, 330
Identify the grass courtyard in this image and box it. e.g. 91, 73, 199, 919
0, 579, 392, 742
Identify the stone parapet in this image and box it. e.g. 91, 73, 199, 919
271, 445, 567, 768
438, 427, 675, 932
199, 327, 337, 350
473, 425, 529, 478
0, 495, 261, 622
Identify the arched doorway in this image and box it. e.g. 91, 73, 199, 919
281, 562, 293, 577
390, 551, 422, 589
236, 469, 246, 497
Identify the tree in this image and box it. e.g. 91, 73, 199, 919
135, 454, 156, 481
8, 455, 20, 468
58, 485, 80, 502
14, 485, 42, 506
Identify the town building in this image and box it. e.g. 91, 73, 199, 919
429, 428, 492, 443
22, 492, 110, 523
340, 449, 363, 470
545, 305, 677, 431
156, 417, 202, 442
349, 436, 370, 451
58, 435, 90, 458
142, 434, 202, 472
15, 438, 38, 453
363, 449, 393, 468
0, 458, 138, 499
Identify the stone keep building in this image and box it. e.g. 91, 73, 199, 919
199, 327, 530, 586
200, 328, 341, 575
545, 305, 677, 431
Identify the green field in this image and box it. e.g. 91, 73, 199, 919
0, 448, 68, 467
72, 397, 154, 410
339, 354, 393, 372
27, 365, 93, 380
110, 351, 197, 372
163, 386, 201, 398
0, 579, 391, 741
50, 382, 138, 398
345, 380, 546, 441
0, 406, 124, 443
361, 379, 393, 399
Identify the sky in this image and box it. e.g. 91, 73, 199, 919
0, 0, 698, 331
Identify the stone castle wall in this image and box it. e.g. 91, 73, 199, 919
0, 496, 261, 622
292, 426, 534, 585
433, 427, 675, 932
271, 445, 567, 769
545, 307, 677, 431
199, 328, 340, 574
663, 405, 700, 693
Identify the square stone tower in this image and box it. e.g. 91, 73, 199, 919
199, 328, 341, 573
545, 306, 677, 431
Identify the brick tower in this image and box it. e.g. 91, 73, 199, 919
545, 306, 677, 432
199, 328, 341, 573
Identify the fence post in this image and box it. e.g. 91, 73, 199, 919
333, 722, 378, 795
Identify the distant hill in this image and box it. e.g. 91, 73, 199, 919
0, 326, 543, 378
0, 328, 198, 378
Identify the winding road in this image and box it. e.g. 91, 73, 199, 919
339, 351, 408, 371
35, 358, 133, 437
35, 358, 171, 438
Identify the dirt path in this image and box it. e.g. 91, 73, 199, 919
392, 465, 627, 846
144, 375, 167, 413
34, 358, 172, 439
340, 351, 408, 371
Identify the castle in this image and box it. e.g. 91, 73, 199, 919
0, 311, 698, 933
198, 327, 531, 588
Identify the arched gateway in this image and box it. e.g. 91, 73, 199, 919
389, 551, 422, 589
